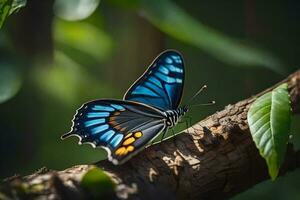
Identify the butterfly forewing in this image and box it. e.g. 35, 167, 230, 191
62, 99, 166, 164
124, 50, 185, 110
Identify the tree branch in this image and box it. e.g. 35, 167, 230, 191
2, 70, 300, 200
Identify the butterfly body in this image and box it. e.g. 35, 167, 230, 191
163, 106, 188, 127
62, 50, 188, 165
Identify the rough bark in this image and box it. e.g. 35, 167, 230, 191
1, 70, 300, 200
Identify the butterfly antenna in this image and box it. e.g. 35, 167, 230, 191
186, 85, 207, 106
190, 101, 216, 107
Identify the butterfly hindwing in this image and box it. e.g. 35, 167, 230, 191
62, 99, 166, 164
112, 120, 165, 164
124, 50, 185, 110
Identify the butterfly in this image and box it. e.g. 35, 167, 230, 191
61, 50, 189, 165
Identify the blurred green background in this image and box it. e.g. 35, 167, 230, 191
0, 0, 300, 199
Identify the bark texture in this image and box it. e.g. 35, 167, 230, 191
1, 70, 300, 200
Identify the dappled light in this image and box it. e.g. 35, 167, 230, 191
54, 0, 101, 21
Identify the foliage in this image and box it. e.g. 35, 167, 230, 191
0, 0, 26, 28
0, 0, 25, 104
80, 167, 115, 199
0, 63, 21, 104
138, 0, 285, 73
248, 83, 292, 179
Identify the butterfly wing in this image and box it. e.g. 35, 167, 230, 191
124, 50, 185, 110
62, 99, 166, 165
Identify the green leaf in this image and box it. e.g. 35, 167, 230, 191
9, 0, 26, 14
0, 0, 26, 28
139, 0, 285, 73
0, 0, 12, 28
80, 167, 115, 198
0, 64, 22, 103
247, 83, 292, 180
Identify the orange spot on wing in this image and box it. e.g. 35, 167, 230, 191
125, 133, 132, 139
115, 145, 134, 156
127, 146, 134, 152
114, 112, 120, 116
109, 120, 118, 126
123, 137, 135, 146
114, 125, 121, 130
115, 147, 126, 156
134, 131, 143, 138
109, 116, 116, 121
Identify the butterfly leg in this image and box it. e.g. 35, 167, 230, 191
179, 116, 192, 134
160, 128, 168, 142
170, 128, 176, 139
185, 120, 190, 134
187, 116, 193, 134
148, 128, 168, 146
188, 116, 192, 126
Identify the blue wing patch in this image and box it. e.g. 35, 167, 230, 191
62, 101, 128, 149
62, 99, 166, 164
124, 50, 185, 110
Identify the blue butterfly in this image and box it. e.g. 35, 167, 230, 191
62, 50, 188, 165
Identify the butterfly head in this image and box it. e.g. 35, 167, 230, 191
182, 105, 189, 114
178, 105, 189, 116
